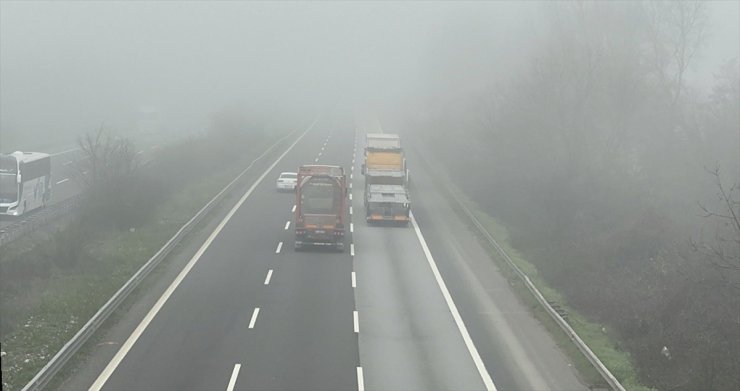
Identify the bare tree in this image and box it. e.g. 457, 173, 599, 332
77, 127, 138, 190
692, 166, 740, 290
644, 0, 709, 105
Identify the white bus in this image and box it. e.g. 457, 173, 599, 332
0, 151, 52, 216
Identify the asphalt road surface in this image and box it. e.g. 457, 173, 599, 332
61, 113, 587, 390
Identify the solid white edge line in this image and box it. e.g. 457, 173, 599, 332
226, 364, 241, 391
284, 221, 290, 230
357, 367, 365, 391
56, 178, 69, 185
351, 271, 356, 288
353, 310, 359, 333
276, 241, 283, 254
248, 307, 260, 329
88, 115, 319, 391
350, 243, 355, 257
292, 204, 296, 213
410, 212, 497, 391
264, 269, 273, 285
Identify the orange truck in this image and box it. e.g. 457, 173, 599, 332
294, 165, 347, 251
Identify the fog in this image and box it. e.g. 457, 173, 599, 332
1, 1, 736, 151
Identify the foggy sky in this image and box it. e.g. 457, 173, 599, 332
1, 1, 737, 151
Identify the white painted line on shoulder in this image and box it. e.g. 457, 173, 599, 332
227, 364, 241, 391
350, 243, 355, 256
264, 269, 273, 285
284, 221, 290, 230
88, 115, 320, 391
275, 241, 283, 254
56, 178, 69, 185
410, 212, 497, 390
248, 307, 260, 329
292, 204, 296, 213
357, 367, 365, 391
350, 223, 354, 233
353, 310, 359, 333
351, 271, 356, 288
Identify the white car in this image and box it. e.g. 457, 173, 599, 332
276, 172, 297, 192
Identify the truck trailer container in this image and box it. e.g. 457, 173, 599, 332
294, 165, 347, 251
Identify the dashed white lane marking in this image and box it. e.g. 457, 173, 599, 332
410, 212, 497, 390
349, 206, 353, 215
350, 174, 353, 180
88, 114, 320, 391
350, 223, 354, 233
136, 150, 144, 155
264, 269, 273, 285
275, 241, 283, 254
351, 166, 354, 172
349, 183, 352, 190
227, 364, 241, 391
349, 193, 353, 201
353, 310, 360, 333
284, 221, 290, 230
350, 243, 355, 256
248, 308, 260, 329
314, 157, 319, 162
351, 271, 356, 288
357, 367, 365, 391
318, 152, 322, 157
292, 204, 296, 213
63, 161, 73, 166
82, 170, 89, 174
56, 178, 69, 184
352, 159, 355, 164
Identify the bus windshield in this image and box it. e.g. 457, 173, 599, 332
0, 174, 18, 203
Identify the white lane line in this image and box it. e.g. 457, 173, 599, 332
350, 174, 353, 180
227, 364, 241, 391
248, 307, 260, 329
318, 152, 322, 157
136, 150, 144, 155
353, 310, 359, 333
292, 204, 296, 213
349, 193, 353, 201
351, 271, 356, 288
349, 206, 353, 215
56, 178, 69, 185
62, 161, 73, 166
357, 367, 365, 391
351, 166, 354, 172
315, 157, 319, 162
275, 241, 283, 254
410, 212, 497, 390
88, 115, 320, 391
264, 270, 273, 285
284, 221, 290, 230
349, 183, 353, 190
352, 159, 355, 164
350, 243, 355, 256
350, 223, 354, 233
82, 170, 89, 175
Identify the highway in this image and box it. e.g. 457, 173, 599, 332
61, 113, 587, 390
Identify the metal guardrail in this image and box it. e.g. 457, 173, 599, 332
20, 124, 306, 391
410, 143, 626, 391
